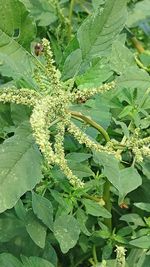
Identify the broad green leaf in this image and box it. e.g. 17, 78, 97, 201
0, 253, 22, 267
120, 214, 145, 227
62, 49, 82, 81
11, 104, 31, 126
117, 68, 150, 89
0, 31, 37, 86
92, 0, 105, 10
110, 41, 135, 74
118, 167, 142, 202
72, 95, 111, 131
0, 123, 43, 213
0, 103, 13, 131
68, 161, 94, 178
0, 214, 24, 242
14, 199, 26, 220
82, 199, 111, 218
50, 189, 73, 214
20, 0, 57, 27
127, 0, 150, 27
0, 253, 55, 267
26, 211, 47, 248
141, 157, 150, 178
0, 0, 36, 49
54, 214, 80, 253
129, 236, 150, 249
76, 208, 91, 236
93, 152, 142, 202
32, 192, 53, 231
42, 243, 58, 267
93, 151, 120, 188
134, 202, 150, 212
77, 0, 127, 61
21, 256, 54, 267
76, 58, 113, 88
66, 152, 92, 163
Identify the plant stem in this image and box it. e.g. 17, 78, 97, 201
103, 179, 112, 231
68, 0, 75, 40
125, 26, 145, 53
93, 245, 98, 266
70, 111, 110, 142
134, 54, 150, 73
131, 36, 145, 53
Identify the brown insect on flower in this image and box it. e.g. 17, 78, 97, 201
119, 203, 129, 209
34, 43, 44, 56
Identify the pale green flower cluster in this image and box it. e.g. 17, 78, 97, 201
0, 88, 39, 106
0, 38, 149, 187
72, 81, 116, 102
115, 246, 126, 267
126, 132, 150, 162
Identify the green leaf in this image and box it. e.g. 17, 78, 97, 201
32, 192, 53, 231
141, 157, 150, 178
20, 0, 57, 27
0, 214, 24, 242
77, 0, 127, 61
62, 49, 82, 81
0, 253, 22, 267
14, 199, 27, 220
120, 214, 145, 227
0, 31, 37, 86
117, 68, 150, 89
66, 152, 92, 163
76, 208, 91, 236
118, 167, 142, 202
127, 0, 150, 27
21, 256, 55, 267
68, 161, 94, 178
82, 199, 111, 218
26, 211, 47, 249
110, 41, 135, 75
0, 253, 55, 267
76, 58, 113, 88
0, 103, 13, 131
93, 151, 120, 187
0, 123, 43, 213
0, 0, 36, 49
54, 214, 80, 253
134, 202, 150, 212
11, 104, 31, 126
92, 0, 105, 10
93, 152, 142, 202
129, 236, 150, 249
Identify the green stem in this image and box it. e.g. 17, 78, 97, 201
134, 54, 150, 73
93, 245, 98, 266
103, 179, 112, 231
70, 111, 110, 143
68, 0, 75, 40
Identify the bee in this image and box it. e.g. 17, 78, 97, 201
34, 43, 43, 56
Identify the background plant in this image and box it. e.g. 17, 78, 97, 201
0, 0, 150, 266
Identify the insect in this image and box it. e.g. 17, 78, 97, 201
34, 43, 44, 56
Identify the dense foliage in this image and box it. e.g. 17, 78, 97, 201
0, 0, 150, 266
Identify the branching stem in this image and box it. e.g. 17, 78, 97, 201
70, 111, 110, 142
